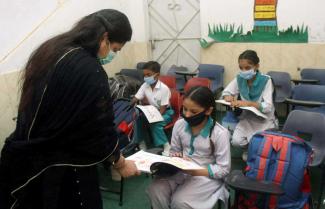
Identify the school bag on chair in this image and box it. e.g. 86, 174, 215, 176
238, 130, 312, 209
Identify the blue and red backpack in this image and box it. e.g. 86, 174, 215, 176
239, 131, 312, 209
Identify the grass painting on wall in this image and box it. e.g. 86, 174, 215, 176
200, 0, 308, 48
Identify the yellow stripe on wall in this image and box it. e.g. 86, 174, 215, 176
255, 5, 275, 12
254, 12, 276, 19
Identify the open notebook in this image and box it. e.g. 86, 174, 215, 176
136, 105, 163, 123
126, 150, 203, 174
216, 99, 267, 119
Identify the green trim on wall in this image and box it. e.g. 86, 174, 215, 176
200, 23, 308, 48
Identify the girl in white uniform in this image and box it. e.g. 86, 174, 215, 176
222, 50, 278, 150
147, 86, 231, 209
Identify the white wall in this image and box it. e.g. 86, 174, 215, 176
0, 0, 149, 74
200, 0, 325, 43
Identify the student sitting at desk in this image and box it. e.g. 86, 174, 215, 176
222, 50, 278, 159
131, 61, 174, 156
147, 86, 230, 209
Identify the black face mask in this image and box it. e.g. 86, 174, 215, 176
182, 110, 207, 127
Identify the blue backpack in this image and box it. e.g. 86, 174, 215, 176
241, 131, 312, 209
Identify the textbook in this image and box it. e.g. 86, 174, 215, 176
126, 150, 203, 174
136, 105, 164, 123
216, 99, 267, 119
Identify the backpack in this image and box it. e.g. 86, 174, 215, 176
113, 99, 137, 150
239, 131, 312, 209
108, 75, 142, 100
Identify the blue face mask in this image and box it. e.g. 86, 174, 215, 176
99, 50, 116, 65
239, 69, 256, 80
144, 75, 157, 85
99, 41, 117, 65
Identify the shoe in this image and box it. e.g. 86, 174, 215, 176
162, 143, 171, 156
242, 151, 248, 162
139, 141, 147, 151
161, 151, 170, 156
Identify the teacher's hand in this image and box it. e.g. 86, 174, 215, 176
114, 156, 141, 177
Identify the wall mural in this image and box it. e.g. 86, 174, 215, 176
200, 0, 308, 48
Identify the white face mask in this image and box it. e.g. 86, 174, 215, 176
239, 68, 256, 80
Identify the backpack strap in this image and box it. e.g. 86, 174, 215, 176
267, 134, 292, 209
256, 135, 274, 180
247, 135, 274, 207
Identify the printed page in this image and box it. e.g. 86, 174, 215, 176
126, 150, 202, 173
215, 99, 267, 119
136, 105, 164, 123
215, 99, 231, 106
240, 106, 267, 119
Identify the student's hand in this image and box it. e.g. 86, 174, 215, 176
183, 169, 208, 177
170, 152, 183, 158
115, 157, 141, 177
224, 95, 235, 102
130, 97, 138, 107
231, 100, 250, 107
141, 97, 150, 105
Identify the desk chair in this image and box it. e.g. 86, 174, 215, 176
159, 75, 177, 90
198, 64, 224, 95
285, 84, 325, 115
120, 68, 144, 83
283, 110, 325, 209
167, 65, 187, 91
184, 77, 211, 93
301, 68, 325, 85
145, 89, 182, 156
136, 62, 146, 70
267, 71, 293, 126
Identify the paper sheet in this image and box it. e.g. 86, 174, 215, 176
136, 105, 164, 123
215, 99, 267, 119
126, 150, 203, 173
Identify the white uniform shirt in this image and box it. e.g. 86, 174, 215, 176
170, 118, 231, 179
222, 76, 275, 117
135, 80, 171, 109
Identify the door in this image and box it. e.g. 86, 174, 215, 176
148, 0, 201, 74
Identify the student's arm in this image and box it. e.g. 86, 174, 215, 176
169, 120, 183, 156
130, 97, 139, 107
159, 85, 171, 115
231, 100, 259, 109
131, 84, 145, 106
231, 79, 274, 112
159, 105, 167, 115
185, 127, 231, 178
259, 79, 274, 113
222, 78, 239, 100
206, 127, 231, 179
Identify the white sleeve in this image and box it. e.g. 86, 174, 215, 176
134, 83, 145, 100
170, 120, 183, 154
222, 78, 239, 97
160, 86, 171, 106
260, 79, 274, 114
208, 126, 231, 179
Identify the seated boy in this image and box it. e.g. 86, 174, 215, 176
131, 61, 174, 156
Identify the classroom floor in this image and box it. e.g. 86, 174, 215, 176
99, 113, 325, 209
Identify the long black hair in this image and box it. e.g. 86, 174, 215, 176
19, 9, 132, 111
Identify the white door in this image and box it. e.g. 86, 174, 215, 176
148, 0, 201, 74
